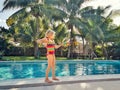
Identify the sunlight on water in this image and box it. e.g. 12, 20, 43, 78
0, 61, 120, 80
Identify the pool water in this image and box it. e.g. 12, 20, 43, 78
0, 60, 120, 81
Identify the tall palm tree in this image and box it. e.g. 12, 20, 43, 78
2, 0, 93, 58
77, 6, 113, 59
4, 2, 67, 58
0, 27, 13, 59
44, 0, 89, 58
2, 0, 42, 58
53, 22, 69, 56
9, 11, 52, 56
2, 0, 40, 11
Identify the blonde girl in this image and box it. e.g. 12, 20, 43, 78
37, 30, 63, 83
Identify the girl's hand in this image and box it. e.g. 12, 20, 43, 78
62, 41, 70, 47
36, 39, 41, 44
36, 38, 48, 44
55, 44, 62, 49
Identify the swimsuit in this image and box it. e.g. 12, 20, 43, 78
46, 38, 55, 55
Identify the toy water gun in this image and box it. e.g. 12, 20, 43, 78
62, 39, 70, 47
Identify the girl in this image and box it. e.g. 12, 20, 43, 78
36, 30, 69, 83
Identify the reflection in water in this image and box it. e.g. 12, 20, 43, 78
0, 61, 120, 80
57, 64, 69, 76
76, 63, 84, 75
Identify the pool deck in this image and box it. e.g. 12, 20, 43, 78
0, 74, 120, 90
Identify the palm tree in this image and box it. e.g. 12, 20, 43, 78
2, 0, 42, 58
53, 22, 69, 56
77, 6, 114, 59
4, 1, 67, 58
6, 7, 50, 57
0, 27, 13, 59
44, 0, 89, 58
104, 25, 120, 59
3, 0, 100, 59
2, 0, 40, 11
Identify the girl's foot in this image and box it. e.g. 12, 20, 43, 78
45, 79, 53, 83
52, 77, 59, 81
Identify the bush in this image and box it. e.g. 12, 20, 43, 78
107, 43, 120, 60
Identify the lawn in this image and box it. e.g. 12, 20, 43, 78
1, 56, 106, 61
2, 56, 68, 61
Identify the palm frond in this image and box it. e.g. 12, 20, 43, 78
2, 0, 37, 11
44, 0, 67, 6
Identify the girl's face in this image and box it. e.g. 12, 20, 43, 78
48, 33, 55, 40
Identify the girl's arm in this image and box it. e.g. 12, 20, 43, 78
36, 39, 42, 44
36, 38, 48, 44
54, 40, 62, 49
54, 41, 70, 49
55, 44, 62, 49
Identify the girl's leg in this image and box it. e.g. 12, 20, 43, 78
52, 55, 59, 80
45, 55, 53, 83
51, 55, 55, 78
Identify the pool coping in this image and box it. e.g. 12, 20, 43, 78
0, 60, 120, 62
0, 60, 120, 64
0, 60, 120, 89
0, 74, 120, 89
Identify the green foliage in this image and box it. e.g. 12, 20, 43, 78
0, 27, 13, 59
2, 56, 68, 61
2, 0, 38, 11
107, 42, 120, 60
2, 0, 120, 59
95, 46, 103, 57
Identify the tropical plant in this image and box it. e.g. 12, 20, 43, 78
2, 0, 40, 11
2, 0, 41, 58
3, 0, 120, 60
0, 27, 13, 59
7, 8, 52, 58
3, 1, 67, 58
77, 6, 120, 59
52, 22, 69, 56
43, 0, 90, 58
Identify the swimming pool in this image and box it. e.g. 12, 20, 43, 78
0, 60, 120, 81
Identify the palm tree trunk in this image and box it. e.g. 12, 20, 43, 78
78, 44, 81, 59
34, 15, 39, 59
67, 25, 73, 58
101, 42, 108, 60
34, 41, 39, 58
67, 45, 71, 58
82, 36, 85, 58
60, 48, 63, 56
23, 46, 26, 56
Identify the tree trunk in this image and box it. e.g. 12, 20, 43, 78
67, 45, 71, 58
67, 25, 73, 58
34, 16, 39, 59
82, 37, 85, 58
23, 46, 26, 56
60, 47, 63, 56
101, 42, 108, 60
78, 44, 81, 59
34, 41, 39, 59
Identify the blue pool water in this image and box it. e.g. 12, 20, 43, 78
0, 60, 120, 81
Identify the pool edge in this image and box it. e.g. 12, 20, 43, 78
0, 74, 120, 89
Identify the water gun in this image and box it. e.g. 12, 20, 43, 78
62, 39, 70, 47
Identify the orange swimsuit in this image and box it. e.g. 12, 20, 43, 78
46, 38, 55, 55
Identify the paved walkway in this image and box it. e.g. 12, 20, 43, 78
0, 74, 120, 90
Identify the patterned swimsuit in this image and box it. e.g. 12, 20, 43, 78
46, 38, 55, 55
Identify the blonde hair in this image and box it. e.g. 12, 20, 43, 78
45, 30, 55, 37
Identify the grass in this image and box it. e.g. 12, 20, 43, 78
2, 56, 68, 61
1, 56, 106, 61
